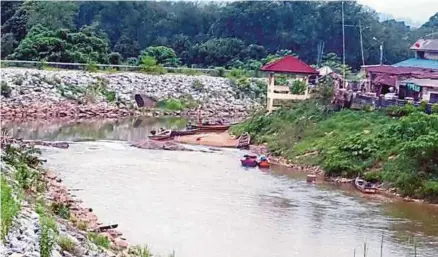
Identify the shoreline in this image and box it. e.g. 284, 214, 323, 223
174, 131, 437, 206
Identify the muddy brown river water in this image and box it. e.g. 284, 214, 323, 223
4, 117, 438, 257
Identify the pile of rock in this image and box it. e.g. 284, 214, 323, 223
44, 171, 129, 251
1, 101, 140, 120
1, 68, 260, 120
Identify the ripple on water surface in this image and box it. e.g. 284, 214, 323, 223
42, 141, 438, 257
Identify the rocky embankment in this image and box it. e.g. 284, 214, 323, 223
0, 68, 259, 121
0, 137, 172, 257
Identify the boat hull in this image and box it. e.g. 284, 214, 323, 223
237, 133, 250, 149
187, 124, 230, 132
354, 177, 377, 194
241, 159, 258, 167
171, 129, 199, 137
148, 130, 172, 141
258, 161, 270, 168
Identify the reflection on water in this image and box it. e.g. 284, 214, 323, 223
41, 141, 438, 257
2, 116, 187, 142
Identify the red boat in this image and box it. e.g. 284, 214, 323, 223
240, 154, 258, 167
148, 129, 172, 141
171, 129, 199, 137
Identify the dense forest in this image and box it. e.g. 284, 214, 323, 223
1, 1, 437, 71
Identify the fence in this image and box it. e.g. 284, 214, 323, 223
0, 59, 262, 77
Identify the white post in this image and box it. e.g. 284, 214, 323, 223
305, 76, 309, 97
267, 73, 275, 113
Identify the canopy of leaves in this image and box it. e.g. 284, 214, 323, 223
9, 24, 110, 63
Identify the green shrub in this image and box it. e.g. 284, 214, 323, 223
176, 67, 202, 76
85, 61, 98, 72
88, 232, 110, 249
156, 98, 185, 111
1, 178, 20, 242
215, 67, 226, 77
191, 79, 205, 91
419, 100, 428, 112
274, 74, 288, 85
40, 215, 58, 257
58, 235, 76, 254
385, 103, 418, 117
77, 221, 88, 231
289, 80, 307, 95
421, 180, 438, 201
15, 164, 39, 190
50, 202, 70, 220
104, 90, 116, 102
432, 104, 438, 114
140, 56, 166, 74
363, 171, 382, 183
129, 245, 153, 257
1, 81, 12, 97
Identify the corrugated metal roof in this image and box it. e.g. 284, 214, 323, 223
393, 58, 438, 69
401, 78, 438, 88
364, 65, 438, 75
410, 39, 438, 52
260, 55, 317, 74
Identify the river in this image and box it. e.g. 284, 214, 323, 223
4, 117, 438, 257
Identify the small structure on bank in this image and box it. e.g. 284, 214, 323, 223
260, 55, 318, 113
134, 94, 157, 108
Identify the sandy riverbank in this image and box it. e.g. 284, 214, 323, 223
174, 132, 239, 148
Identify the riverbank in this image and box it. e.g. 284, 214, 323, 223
0, 136, 174, 256
0, 68, 259, 121
230, 100, 438, 203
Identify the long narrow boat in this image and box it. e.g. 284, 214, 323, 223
186, 124, 231, 132
354, 177, 377, 194
171, 129, 199, 137
148, 130, 172, 141
236, 132, 250, 149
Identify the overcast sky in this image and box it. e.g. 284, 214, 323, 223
358, 0, 438, 25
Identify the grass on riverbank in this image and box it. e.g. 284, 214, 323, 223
231, 100, 438, 202
1, 177, 20, 242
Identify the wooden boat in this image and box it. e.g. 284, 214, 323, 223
171, 129, 199, 137
186, 123, 230, 132
354, 177, 377, 194
148, 129, 172, 141
236, 132, 250, 149
306, 174, 317, 183
241, 158, 258, 167
258, 160, 270, 168
241, 154, 258, 167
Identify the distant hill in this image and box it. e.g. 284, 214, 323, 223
378, 12, 423, 28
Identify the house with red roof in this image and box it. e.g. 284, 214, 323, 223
260, 55, 317, 112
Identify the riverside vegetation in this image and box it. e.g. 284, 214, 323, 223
231, 90, 438, 202
0, 138, 176, 256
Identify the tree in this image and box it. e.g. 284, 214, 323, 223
10, 24, 110, 63
114, 35, 141, 59
26, 1, 79, 30
108, 52, 122, 65
191, 38, 245, 67
139, 46, 180, 67
1, 33, 16, 59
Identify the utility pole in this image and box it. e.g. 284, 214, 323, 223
380, 43, 383, 65
359, 20, 365, 66
341, 1, 346, 86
